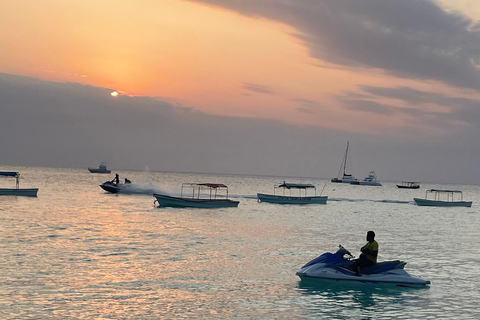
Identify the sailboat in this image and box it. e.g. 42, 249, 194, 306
331, 141, 358, 183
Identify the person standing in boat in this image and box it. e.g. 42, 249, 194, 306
354, 231, 378, 276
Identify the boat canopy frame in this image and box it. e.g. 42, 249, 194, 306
274, 181, 317, 196
181, 183, 230, 200
425, 189, 464, 202
0, 172, 20, 189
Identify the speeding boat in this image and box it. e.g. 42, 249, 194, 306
296, 245, 430, 287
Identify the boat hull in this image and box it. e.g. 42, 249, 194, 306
397, 185, 420, 189
100, 182, 120, 193
257, 193, 327, 204
414, 198, 472, 207
154, 193, 239, 208
357, 181, 382, 186
331, 177, 358, 183
88, 168, 111, 174
0, 188, 38, 197
296, 266, 430, 287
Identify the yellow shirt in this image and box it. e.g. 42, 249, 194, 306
363, 241, 378, 263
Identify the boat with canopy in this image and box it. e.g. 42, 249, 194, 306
0, 172, 38, 197
257, 181, 327, 204
154, 183, 239, 208
414, 189, 472, 207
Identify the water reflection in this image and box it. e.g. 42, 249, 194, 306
297, 278, 430, 317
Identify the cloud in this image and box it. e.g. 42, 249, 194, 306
291, 98, 324, 114
189, 0, 480, 90
242, 82, 275, 94
3, 72, 480, 184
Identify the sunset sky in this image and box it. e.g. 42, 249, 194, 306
2, 0, 480, 184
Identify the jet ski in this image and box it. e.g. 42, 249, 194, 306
296, 245, 430, 287
100, 181, 123, 193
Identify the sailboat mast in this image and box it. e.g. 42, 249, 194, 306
343, 141, 349, 176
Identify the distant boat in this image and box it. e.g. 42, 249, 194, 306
414, 189, 472, 207
351, 171, 382, 186
88, 162, 111, 174
0, 171, 38, 197
397, 181, 420, 189
154, 183, 239, 208
257, 181, 327, 204
331, 141, 358, 183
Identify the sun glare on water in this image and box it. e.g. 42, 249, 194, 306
111, 91, 119, 97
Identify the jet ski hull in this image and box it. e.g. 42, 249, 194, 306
296, 251, 430, 287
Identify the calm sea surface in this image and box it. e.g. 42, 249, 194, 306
1, 166, 480, 319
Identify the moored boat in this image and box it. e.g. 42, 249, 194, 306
88, 162, 111, 174
331, 141, 358, 183
351, 171, 382, 186
257, 182, 327, 204
414, 189, 472, 207
397, 181, 420, 189
0, 172, 38, 197
154, 183, 239, 208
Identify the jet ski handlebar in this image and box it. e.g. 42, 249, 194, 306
337, 245, 355, 259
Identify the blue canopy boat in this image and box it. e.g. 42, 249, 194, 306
0, 172, 38, 197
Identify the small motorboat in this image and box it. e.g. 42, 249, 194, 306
88, 162, 111, 174
397, 181, 420, 189
296, 245, 430, 287
0, 171, 38, 197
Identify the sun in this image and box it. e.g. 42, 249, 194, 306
111, 91, 119, 97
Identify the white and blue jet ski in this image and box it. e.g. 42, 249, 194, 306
296, 245, 430, 287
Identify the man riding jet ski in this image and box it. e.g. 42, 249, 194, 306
296, 237, 430, 287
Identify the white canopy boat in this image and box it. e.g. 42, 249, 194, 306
331, 141, 358, 183
257, 182, 327, 204
414, 189, 472, 207
154, 183, 239, 208
0, 172, 38, 197
351, 171, 382, 186
88, 162, 111, 174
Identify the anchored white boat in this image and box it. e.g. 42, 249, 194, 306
351, 171, 382, 186
154, 183, 239, 208
0, 172, 38, 197
88, 162, 111, 174
414, 189, 472, 207
257, 182, 327, 204
331, 141, 358, 183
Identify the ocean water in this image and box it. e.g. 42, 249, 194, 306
1, 166, 480, 319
